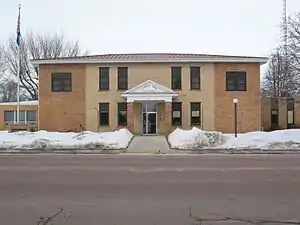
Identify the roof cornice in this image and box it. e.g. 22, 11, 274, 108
31, 57, 269, 66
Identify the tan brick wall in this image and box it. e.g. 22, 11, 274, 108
164, 102, 172, 134
156, 102, 171, 134
278, 98, 288, 129
295, 97, 300, 127
38, 61, 263, 134
85, 63, 215, 133
38, 64, 86, 131
0, 104, 38, 130
261, 97, 271, 131
127, 103, 134, 133
157, 103, 165, 134
214, 63, 261, 133
133, 103, 142, 134
261, 97, 300, 130
177, 63, 215, 131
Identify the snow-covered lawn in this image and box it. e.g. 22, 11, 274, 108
168, 127, 300, 150
0, 129, 133, 150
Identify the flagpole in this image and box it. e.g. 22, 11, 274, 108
17, 42, 20, 124
16, 4, 21, 124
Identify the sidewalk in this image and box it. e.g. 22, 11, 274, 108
126, 136, 170, 153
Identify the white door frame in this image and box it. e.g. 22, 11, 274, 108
141, 102, 157, 135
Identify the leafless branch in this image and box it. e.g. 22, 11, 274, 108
262, 12, 300, 97
261, 49, 298, 97
0, 31, 86, 101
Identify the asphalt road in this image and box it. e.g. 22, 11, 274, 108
0, 154, 300, 225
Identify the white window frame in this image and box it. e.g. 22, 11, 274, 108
288, 110, 294, 125
3, 110, 37, 125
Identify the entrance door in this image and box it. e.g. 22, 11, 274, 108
142, 103, 157, 135
147, 113, 157, 135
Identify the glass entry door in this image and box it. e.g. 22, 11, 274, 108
142, 103, 157, 135
147, 113, 157, 134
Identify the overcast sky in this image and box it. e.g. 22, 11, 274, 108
1, 0, 300, 58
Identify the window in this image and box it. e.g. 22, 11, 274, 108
271, 98, 279, 125
172, 102, 182, 126
118, 67, 128, 90
27, 111, 37, 124
3, 110, 37, 125
118, 103, 127, 126
287, 98, 294, 125
99, 103, 109, 126
271, 109, 278, 124
99, 67, 109, 90
190, 102, 201, 126
226, 71, 247, 91
19, 110, 26, 123
190, 67, 201, 90
171, 67, 182, 90
4, 111, 14, 124
51, 73, 72, 92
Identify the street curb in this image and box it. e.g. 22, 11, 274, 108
171, 149, 300, 154
0, 149, 124, 154
1, 148, 300, 155
1, 151, 300, 155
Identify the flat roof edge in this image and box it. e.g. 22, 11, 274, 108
31, 57, 269, 66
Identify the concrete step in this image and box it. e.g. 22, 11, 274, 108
127, 136, 170, 153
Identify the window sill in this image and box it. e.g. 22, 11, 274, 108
51, 91, 72, 93
190, 124, 201, 126
98, 89, 110, 92
226, 90, 247, 92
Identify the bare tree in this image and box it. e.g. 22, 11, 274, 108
0, 47, 5, 72
0, 48, 18, 102
261, 12, 300, 97
0, 32, 86, 100
261, 49, 298, 97
287, 12, 300, 75
0, 79, 18, 102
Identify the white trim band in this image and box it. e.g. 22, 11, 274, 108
31, 57, 269, 66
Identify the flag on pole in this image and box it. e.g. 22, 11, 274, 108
16, 5, 21, 47
16, 4, 21, 125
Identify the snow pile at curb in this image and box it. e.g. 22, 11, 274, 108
0, 129, 133, 150
168, 128, 300, 150
168, 127, 226, 149
221, 129, 300, 150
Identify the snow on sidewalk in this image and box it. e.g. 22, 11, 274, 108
168, 127, 300, 150
0, 129, 133, 150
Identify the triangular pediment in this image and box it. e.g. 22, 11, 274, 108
123, 80, 176, 95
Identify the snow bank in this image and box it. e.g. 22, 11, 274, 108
168, 127, 225, 149
0, 129, 133, 150
168, 128, 300, 150
221, 129, 300, 150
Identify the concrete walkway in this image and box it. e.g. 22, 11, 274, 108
126, 136, 170, 153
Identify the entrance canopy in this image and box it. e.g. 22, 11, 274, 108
121, 80, 178, 103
